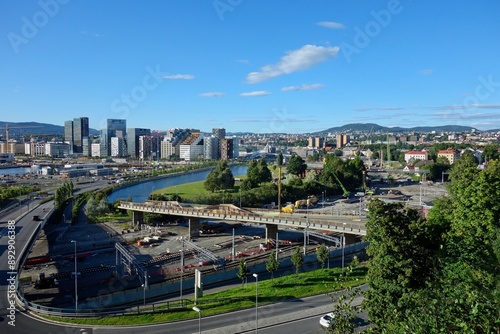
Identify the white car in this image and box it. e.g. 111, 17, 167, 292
319, 312, 335, 328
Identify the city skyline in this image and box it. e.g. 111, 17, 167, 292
2, 1, 500, 133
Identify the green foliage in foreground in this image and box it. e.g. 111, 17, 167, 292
43, 266, 367, 326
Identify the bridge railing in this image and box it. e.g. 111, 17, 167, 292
118, 201, 367, 236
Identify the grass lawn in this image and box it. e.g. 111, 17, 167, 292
43, 266, 366, 326
151, 174, 247, 200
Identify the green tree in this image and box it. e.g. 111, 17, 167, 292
482, 143, 500, 161
291, 246, 304, 274
236, 259, 250, 286
203, 161, 235, 192
286, 155, 307, 176
363, 199, 443, 332
266, 250, 281, 279
276, 152, 284, 166
424, 159, 500, 332
257, 158, 272, 184
316, 244, 329, 269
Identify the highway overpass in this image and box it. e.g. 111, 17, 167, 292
118, 201, 367, 241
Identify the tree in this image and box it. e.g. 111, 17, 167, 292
291, 246, 304, 274
276, 152, 284, 166
482, 143, 500, 161
316, 244, 329, 269
363, 199, 443, 331
204, 161, 235, 192
236, 259, 250, 286
266, 250, 281, 279
257, 158, 272, 184
286, 155, 307, 176
246, 158, 272, 186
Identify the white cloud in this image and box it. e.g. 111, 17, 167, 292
419, 69, 434, 75
281, 83, 324, 91
317, 21, 345, 29
162, 74, 195, 80
246, 44, 339, 84
199, 92, 226, 97
237, 59, 249, 64
239, 91, 271, 97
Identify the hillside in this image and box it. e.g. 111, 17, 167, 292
317, 123, 479, 134
0, 121, 99, 138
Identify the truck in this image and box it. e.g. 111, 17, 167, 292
281, 203, 295, 213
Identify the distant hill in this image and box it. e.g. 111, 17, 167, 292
0, 121, 99, 138
316, 123, 479, 134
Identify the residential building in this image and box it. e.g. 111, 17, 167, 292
221, 137, 234, 160
204, 135, 219, 160
111, 137, 126, 157
404, 150, 428, 164
438, 148, 460, 164
179, 132, 203, 161
91, 143, 101, 157
336, 134, 350, 148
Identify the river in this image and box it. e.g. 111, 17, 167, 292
0, 166, 40, 175
107, 165, 248, 203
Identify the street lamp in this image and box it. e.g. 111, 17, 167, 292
192, 306, 201, 334
253, 273, 259, 333
141, 283, 146, 306
71, 240, 78, 312
341, 223, 346, 274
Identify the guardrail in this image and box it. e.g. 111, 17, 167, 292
118, 201, 367, 236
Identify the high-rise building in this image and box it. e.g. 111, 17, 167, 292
64, 120, 74, 154
231, 136, 239, 158
73, 117, 89, 154
65, 117, 89, 155
111, 137, 126, 157
204, 135, 219, 160
336, 134, 350, 148
100, 119, 126, 157
212, 128, 226, 159
221, 137, 233, 160
127, 128, 151, 158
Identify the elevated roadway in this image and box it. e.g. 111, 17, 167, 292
118, 201, 367, 238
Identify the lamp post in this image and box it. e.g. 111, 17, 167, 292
253, 273, 259, 333
71, 240, 78, 312
192, 306, 201, 334
341, 223, 346, 274
142, 283, 146, 306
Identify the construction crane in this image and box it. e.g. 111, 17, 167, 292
333, 171, 351, 198
2, 123, 43, 153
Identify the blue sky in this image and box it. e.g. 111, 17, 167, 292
1, 0, 500, 133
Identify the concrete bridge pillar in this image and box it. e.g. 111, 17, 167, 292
343, 233, 357, 245
265, 224, 278, 243
189, 218, 200, 240
132, 211, 144, 227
